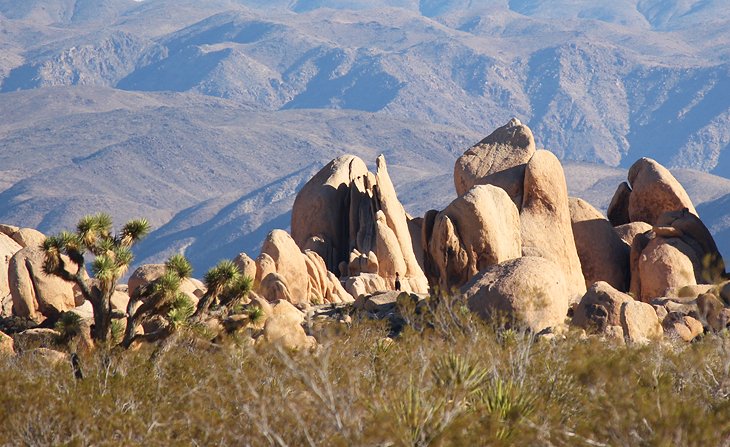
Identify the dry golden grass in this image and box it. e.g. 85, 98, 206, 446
1, 297, 729, 446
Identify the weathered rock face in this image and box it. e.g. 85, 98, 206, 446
233, 253, 257, 281
521, 150, 586, 303
463, 257, 570, 333
0, 233, 22, 302
569, 198, 629, 291
573, 281, 633, 332
260, 230, 311, 305
10, 228, 46, 249
345, 273, 387, 299
453, 118, 536, 203
655, 209, 725, 283
425, 185, 522, 292
627, 158, 697, 225
290, 154, 428, 293
9, 246, 82, 322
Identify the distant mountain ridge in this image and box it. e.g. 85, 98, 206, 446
0, 0, 728, 273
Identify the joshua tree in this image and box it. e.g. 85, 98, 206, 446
122, 254, 195, 348
42, 213, 150, 342
191, 260, 253, 321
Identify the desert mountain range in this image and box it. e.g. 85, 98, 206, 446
0, 0, 728, 273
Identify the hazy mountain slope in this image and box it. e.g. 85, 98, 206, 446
2, 0, 728, 171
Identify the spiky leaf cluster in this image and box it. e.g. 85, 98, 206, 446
167, 293, 195, 329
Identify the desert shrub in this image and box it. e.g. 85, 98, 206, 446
1, 300, 729, 446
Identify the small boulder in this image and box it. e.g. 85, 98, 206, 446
262, 300, 316, 350
573, 282, 633, 333
614, 222, 652, 248
621, 300, 663, 344
663, 314, 703, 342
463, 257, 570, 333
13, 328, 60, 352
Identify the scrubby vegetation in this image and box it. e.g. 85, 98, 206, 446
1, 297, 728, 446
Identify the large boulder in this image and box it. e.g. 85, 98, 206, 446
0, 233, 22, 301
520, 150, 586, 303
261, 300, 316, 350
291, 155, 369, 272
637, 237, 699, 302
655, 209, 725, 283
9, 246, 82, 322
345, 273, 387, 300
259, 230, 310, 305
374, 155, 429, 292
453, 118, 536, 203
10, 228, 46, 249
233, 252, 257, 281
627, 158, 697, 225
569, 198, 629, 291
463, 257, 570, 333
426, 185, 522, 291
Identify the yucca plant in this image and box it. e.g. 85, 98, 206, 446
122, 254, 193, 348
42, 213, 150, 342
191, 260, 253, 321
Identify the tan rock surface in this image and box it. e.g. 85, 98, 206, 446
427, 184, 522, 291
627, 158, 696, 225
454, 118, 536, 202
569, 198, 629, 291
521, 150, 586, 303
573, 281, 633, 333
621, 300, 664, 344
463, 257, 570, 333
9, 246, 80, 321
291, 154, 369, 272
614, 222, 652, 248
638, 237, 699, 301
0, 233, 22, 301
260, 230, 310, 306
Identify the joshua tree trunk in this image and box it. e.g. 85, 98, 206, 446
90, 288, 113, 341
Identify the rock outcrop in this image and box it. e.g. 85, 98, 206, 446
569, 198, 629, 291
463, 257, 569, 333
0, 233, 22, 303
424, 184, 521, 291
290, 154, 428, 294
453, 118, 536, 203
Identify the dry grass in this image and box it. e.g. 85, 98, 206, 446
1, 297, 729, 446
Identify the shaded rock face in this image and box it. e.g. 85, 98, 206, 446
462, 257, 569, 333
521, 150, 586, 303
291, 154, 427, 294
9, 246, 82, 322
569, 198, 629, 291
614, 222, 652, 248
424, 184, 522, 292
453, 118, 535, 204
609, 158, 697, 227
